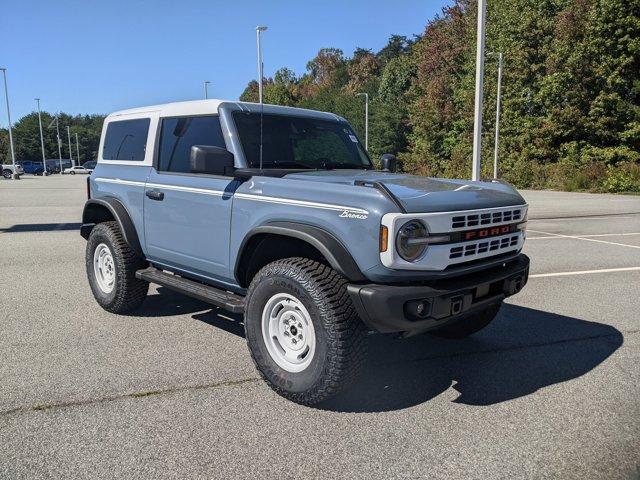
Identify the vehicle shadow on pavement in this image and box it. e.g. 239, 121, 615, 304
320, 304, 623, 413
133, 291, 622, 413
0, 222, 82, 233
134, 288, 246, 337
129, 288, 212, 317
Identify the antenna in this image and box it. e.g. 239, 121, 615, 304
259, 61, 264, 171
256, 25, 268, 170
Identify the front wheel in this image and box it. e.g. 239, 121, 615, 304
2, 169, 11, 179
244, 258, 367, 405
430, 303, 502, 339
86, 221, 148, 313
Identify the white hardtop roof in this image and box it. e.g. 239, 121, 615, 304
107, 99, 343, 121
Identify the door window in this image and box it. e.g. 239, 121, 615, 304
158, 116, 226, 173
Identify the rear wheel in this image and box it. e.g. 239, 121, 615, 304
2, 169, 11, 179
244, 258, 367, 405
430, 303, 502, 339
86, 221, 148, 313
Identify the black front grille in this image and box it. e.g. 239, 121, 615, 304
452, 208, 522, 229
449, 235, 519, 259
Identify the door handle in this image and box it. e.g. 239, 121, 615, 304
146, 189, 164, 201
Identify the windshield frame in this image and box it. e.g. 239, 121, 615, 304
229, 109, 373, 171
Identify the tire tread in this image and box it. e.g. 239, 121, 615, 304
86, 221, 148, 313
245, 257, 367, 405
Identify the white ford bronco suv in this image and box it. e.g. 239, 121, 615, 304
81, 100, 529, 405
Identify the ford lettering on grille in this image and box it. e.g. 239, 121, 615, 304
463, 224, 512, 241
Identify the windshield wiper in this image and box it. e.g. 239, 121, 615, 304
326, 164, 367, 170
274, 161, 315, 169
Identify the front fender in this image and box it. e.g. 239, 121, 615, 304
235, 221, 366, 283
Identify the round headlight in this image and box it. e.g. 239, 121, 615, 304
396, 220, 428, 262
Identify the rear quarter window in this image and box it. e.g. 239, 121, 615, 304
102, 118, 150, 161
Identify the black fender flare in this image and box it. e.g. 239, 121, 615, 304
235, 221, 366, 283
80, 198, 143, 256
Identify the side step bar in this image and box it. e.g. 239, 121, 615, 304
135, 267, 245, 314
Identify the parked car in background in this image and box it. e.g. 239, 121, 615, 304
2, 163, 24, 178
17, 161, 45, 175
64, 165, 92, 175
44, 159, 72, 173
45, 160, 61, 173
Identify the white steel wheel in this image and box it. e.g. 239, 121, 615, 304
261, 293, 316, 373
93, 243, 116, 294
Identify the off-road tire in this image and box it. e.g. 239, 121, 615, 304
86, 221, 148, 313
244, 258, 367, 406
431, 302, 502, 339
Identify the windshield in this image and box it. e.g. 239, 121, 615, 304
232, 111, 372, 170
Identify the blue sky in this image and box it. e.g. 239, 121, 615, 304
0, 0, 447, 127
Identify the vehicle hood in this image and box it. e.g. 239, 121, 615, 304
283, 170, 526, 213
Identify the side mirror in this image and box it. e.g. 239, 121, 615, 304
380, 153, 397, 172
190, 145, 235, 176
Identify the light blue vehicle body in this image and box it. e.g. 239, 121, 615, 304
87, 100, 527, 295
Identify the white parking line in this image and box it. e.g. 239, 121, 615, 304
528, 229, 640, 249
528, 214, 639, 221
530, 266, 640, 278
527, 232, 640, 240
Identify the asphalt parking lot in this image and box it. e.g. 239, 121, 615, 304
1, 175, 639, 479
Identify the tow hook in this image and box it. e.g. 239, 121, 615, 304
450, 295, 464, 315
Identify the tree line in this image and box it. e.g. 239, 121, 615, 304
2, 0, 638, 191
240, 0, 639, 192
0, 112, 104, 165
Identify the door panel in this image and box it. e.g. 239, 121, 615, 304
144, 170, 236, 282
143, 114, 236, 283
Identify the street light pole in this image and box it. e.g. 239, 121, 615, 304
204, 81, 211, 99
35, 98, 47, 175
75, 132, 81, 165
491, 52, 503, 179
256, 25, 268, 103
67, 125, 74, 167
48, 115, 63, 173
357, 93, 369, 150
0, 68, 18, 179
471, 0, 487, 181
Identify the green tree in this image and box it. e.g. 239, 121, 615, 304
235, 0, 640, 192
2, 112, 105, 164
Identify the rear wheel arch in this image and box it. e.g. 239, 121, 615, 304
235, 222, 366, 288
81, 198, 143, 257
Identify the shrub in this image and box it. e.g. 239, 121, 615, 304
603, 163, 640, 193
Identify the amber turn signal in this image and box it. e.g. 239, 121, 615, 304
380, 225, 388, 252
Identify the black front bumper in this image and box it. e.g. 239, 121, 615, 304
347, 254, 530, 336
